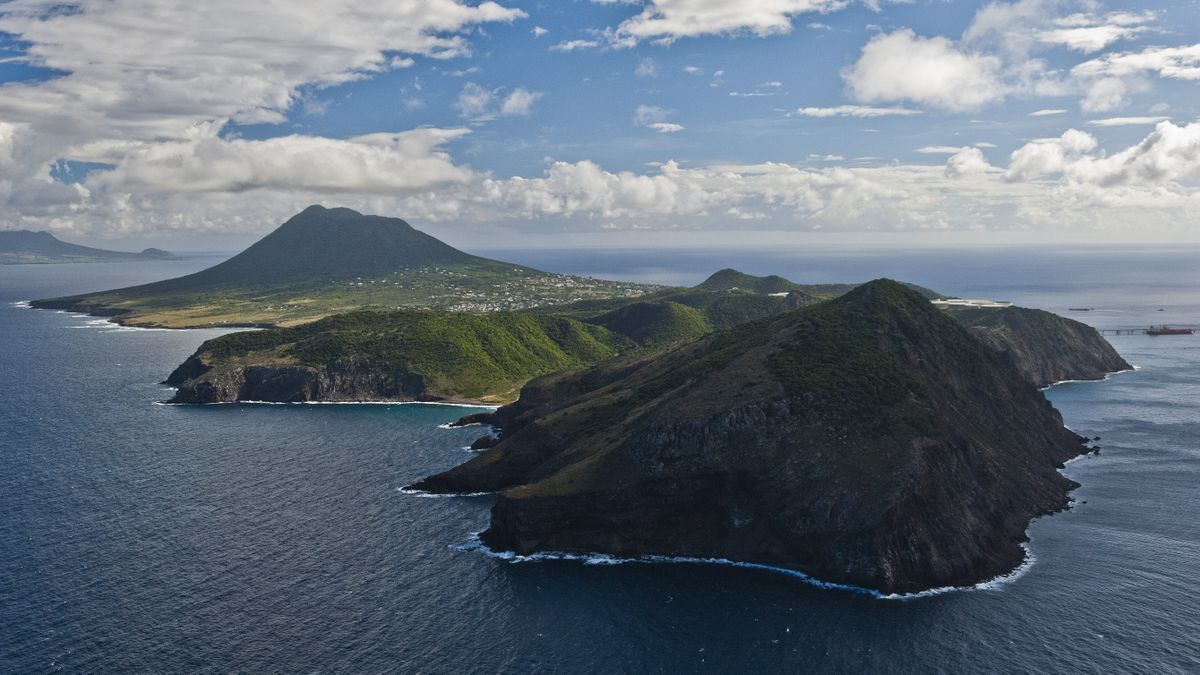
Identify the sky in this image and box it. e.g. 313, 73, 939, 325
1, 0, 1200, 250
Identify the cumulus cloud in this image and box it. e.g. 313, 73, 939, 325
0, 1, 523, 161
88, 129, 474, 194
0, 0, 524, 227
844, 30, 1005, 112
1006, 128, 1099, 181
1005, 121, 1200, 188
13, 126, 1200, 240
842, 3, 1166, 115
945, 147, 993, 178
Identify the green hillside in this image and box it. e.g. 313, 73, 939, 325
168, 310, 634, 403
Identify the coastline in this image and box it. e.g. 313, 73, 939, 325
447, 531, 1039, 602
155, 398, 499, 409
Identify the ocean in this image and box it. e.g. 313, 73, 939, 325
2, 247, 1198, 673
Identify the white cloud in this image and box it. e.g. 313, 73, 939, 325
1030, 109, 1068, 116
1073, 44, 1200, 81
13, 132, 1200, 239
1006, 121, 1200, 190
633, 105, 685, 133
945, 147, 993, 178
532, 26, 548, 37
1036, 25, 1147, 53
844, 30, 1005, 112
1006, 129, 1099, 181
917, 146, 967, 154
455, 83, 541, 120
500, 88, 542, 117
0, 0, 525, 227
614, 0, 851, 44
455, 83, 497, 119
0, 1, 523, 167
635, 58, 660, 78
550, 39, 603, 52
89, 129, 474, 194
1031, 9, 1155, 53
1081, 77, 1129, 113
1086, 116, 1169, 127
790, 105, 922, 118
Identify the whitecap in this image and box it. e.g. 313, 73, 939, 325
397, 487, 493, 498
1039, 366, 1136, 391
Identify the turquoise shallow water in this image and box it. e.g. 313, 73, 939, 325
2, 249, 1199, 673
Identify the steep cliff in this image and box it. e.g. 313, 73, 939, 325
953, 306, 1130, 386
412, 280, 1098, 595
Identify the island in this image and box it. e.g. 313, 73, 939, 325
33, 205, 1133, 594
0, 229, 175, 264
410, 280, 1130, 595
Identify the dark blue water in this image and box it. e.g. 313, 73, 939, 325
2, 249, 1199, 673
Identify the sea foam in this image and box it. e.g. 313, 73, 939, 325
451, 533, 1036, 601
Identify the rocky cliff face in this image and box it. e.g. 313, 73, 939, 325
412, 280, 1104, 595
167, 358, 428, 403
953, 307, 1131, 386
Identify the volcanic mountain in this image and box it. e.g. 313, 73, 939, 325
30, 206, 654, 327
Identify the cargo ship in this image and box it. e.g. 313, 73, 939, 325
1147, 326, 1194, 336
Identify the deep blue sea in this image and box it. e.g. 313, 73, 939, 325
2, 247, 1199, 673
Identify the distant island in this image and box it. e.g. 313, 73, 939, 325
411, 280, 1130, 595
31, 206, 658, 327
0, 230, 175, 264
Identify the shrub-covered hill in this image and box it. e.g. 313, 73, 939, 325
412, 280, 1095, 595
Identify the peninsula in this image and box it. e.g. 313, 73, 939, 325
411, 280, 1128, 594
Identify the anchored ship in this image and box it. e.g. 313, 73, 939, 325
1147, 325, 1194, 336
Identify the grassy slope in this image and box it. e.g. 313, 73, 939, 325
178, 310, 634, 402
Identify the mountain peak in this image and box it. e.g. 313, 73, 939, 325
696, 268, 802, 295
